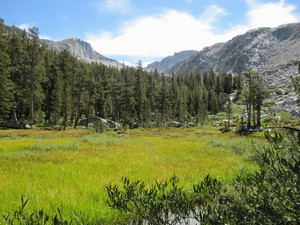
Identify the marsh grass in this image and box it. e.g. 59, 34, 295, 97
0, 128, 257, 224
81, 133, 121, 146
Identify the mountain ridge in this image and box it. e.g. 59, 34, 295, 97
163, 23, 300, 115
168, 24, 300, 79
40, 37, 123, 68
3, 24, 123, 68
146, 50, 197, 73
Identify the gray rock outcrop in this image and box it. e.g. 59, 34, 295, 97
40, 37, 123, 68
168, 23, 300, 115
146, 50, 197, 73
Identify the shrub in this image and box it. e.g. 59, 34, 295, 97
106, 129, 300, 224
3, 196, 71, 225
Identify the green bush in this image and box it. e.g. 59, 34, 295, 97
3, 196, 71, 225
106, 129, 300, 224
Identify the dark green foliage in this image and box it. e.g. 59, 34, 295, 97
0, 20, 245, 127
242, 68, 264, 128
107, 129, 300, 224
0, 19, 14, 120
3, 196, 71, 225
233, 130, 300, 224
106, 176, 192, 225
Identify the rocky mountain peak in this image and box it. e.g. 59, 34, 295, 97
40, 37, 123, 68
146, 50, 197, 73
168, 23, 300, 116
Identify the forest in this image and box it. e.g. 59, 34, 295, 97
0, 19, 267, 130
0, 19, 299, 225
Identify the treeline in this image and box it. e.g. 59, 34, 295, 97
0, 20, 243, 128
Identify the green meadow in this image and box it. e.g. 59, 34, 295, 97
0, 127, 258, 224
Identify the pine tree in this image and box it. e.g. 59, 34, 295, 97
25, 27, 45, 125
158, 74, 170, 125
291, 62, 300, 101
134, 61, 145, 125
119, 66, 135, 126
58, 50, 72, 130
0, 19, 14, 120
43, 51, 62, 125
8, 30, 27, 120
243, 68, 264, 128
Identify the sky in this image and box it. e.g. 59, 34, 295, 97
1, 0, 300, 65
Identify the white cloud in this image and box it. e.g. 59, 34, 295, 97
221, 0, 299, 41
246, 0, 298, 28
18, 23, 31, 31
98, 0, 132, 13
87, 8, 223, 59
200, 5, 227, 25
40, 34, 54, 40
86, 0, 299, 63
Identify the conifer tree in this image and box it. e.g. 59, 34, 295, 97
58, 50, 72, 130
25, 27, 45, 125
0, 19, 14, 120
119, 67, 135, 126
8, 30, 27, 120
43, 51, 62, 125
134, 61, 145, 125
158, 74, 170, 125
243, 68, 264, 128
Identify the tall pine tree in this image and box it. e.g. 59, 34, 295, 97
0, 19, 14, 120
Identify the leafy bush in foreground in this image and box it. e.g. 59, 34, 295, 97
106, 129, 300, 225
3, 196, 71, 225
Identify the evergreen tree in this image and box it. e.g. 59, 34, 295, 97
42, 51, 62, 125
119, 66, 135, 126
25, 27, 45, 125
8, 30, 27, 120
223, 73, 233, 94
291, 61, 300, 102
242, 68, 264, 128
134, 61, 145, 125
71, 60, 86, 128
58, 50, 72, 130
158, 74, 170, 125
0, 19, 14, 120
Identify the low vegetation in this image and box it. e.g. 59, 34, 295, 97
0, 127, 258, 224
1, 127, 299, 224
0, 18, 299, 225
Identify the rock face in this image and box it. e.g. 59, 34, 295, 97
168, 23, 300, 115
40, 38, 123, 68
169, 24, 300, 79
146, 50, 197, 73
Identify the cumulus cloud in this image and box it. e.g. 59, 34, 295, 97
221, 0, 299, 41
200, 4, 228, 25
86, 0, 299, 62
87, 8, 223, 59
97, 0, 132, 13
18, 23, 31, 31
246, 0, 298, 28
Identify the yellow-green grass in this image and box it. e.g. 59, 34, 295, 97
0, 128, 257, 224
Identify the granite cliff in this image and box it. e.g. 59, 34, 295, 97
40, 38, 123, 68
167, 23, 300, 116
146, 50, 197, 73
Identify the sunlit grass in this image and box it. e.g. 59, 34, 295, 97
0, 128, 258, 224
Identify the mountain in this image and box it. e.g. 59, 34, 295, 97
146, 50, 197, 73
40, 38, 123, 68
170, 24, 300, 78
4, 24, 123, 68
167, 23, 300, 115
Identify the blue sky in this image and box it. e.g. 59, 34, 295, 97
1, 0, 300, 65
